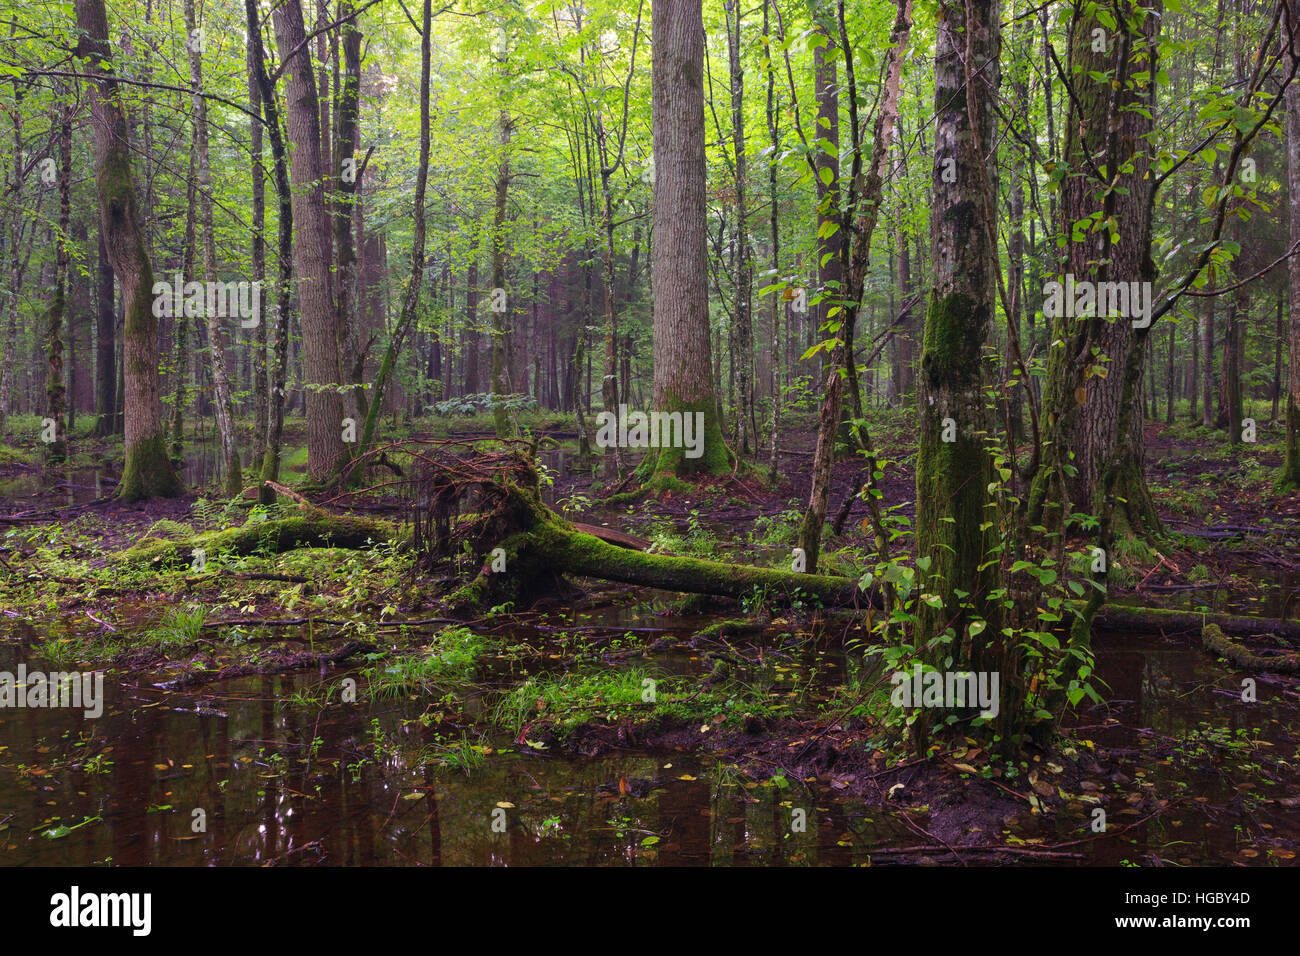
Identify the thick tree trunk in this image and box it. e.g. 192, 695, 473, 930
274, 0, 349, 481
74, 0, 180, 500
644, 0, 728, 481
914, 0, 1004, 748
1030, 0, 1161, 533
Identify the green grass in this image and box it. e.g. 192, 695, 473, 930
361, 625, 485, 698
145, 605, 209, 646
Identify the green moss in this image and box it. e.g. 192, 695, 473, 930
639, 392, 731, 483
115, 513, 401, 567
118, 434, 182, 502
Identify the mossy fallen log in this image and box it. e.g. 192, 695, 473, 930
115, 512, 400, 567
1201, 624, 1300, 673
533, 521, 864, 605
436, 466, 866, 609
1090, 603, 1300, 642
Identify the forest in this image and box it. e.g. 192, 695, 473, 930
0, 0, 1297, 872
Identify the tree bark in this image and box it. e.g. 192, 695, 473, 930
1284, 0, 1300, 485
1029, 0, 1161, 534
913, 0, 1003, 748
644, 0, 728, 481
74, 0, 180, 500
273, 0, 348, 481
186, 0, 242, 495
44, 99, 72, 462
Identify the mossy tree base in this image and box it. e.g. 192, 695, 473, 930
117, 435, 182, 502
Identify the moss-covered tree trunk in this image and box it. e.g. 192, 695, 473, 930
1028, 0, 1161, 534
913, 0, 1004, 751
1284, 5, 1300, 489
643, 0, 729, 483
75, 0, 181, 501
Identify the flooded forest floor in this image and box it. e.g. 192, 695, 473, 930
2, 411, 1299, 866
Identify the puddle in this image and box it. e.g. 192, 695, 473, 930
3, 604, 1297, 865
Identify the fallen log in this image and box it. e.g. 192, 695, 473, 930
427, 460, 867, 609
1090, 603, 1300, 642
114, 511, 400, 567
1201, 624, 1300, 673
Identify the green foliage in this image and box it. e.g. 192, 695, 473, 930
361, 626, 485, 698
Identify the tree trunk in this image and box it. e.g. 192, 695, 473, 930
246, 0, 295, 503
360, 0, 431, 452
1284, 1, 1300, 486
764, 0, 781, 483
644, 0, 728, 481
726, 0, 754, 456
74, 0, 180, 500
249, 29, 268, 467
94, 226, 117, 437
274, 0, 348, 481
44, 99, 72, 462
186, 0, 242, 496
0, 73, 21, 437
170, 139, 197, 457
913, 0, 1004, 749
1201, 296, 1216, 427
1029, 0, 1161, 533
334, 2, 364, 426
490, 109, 513, 439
